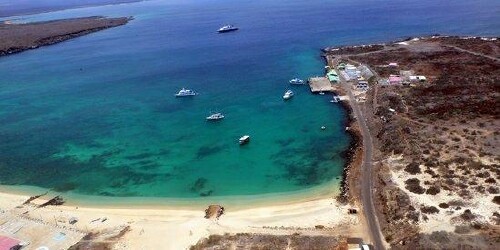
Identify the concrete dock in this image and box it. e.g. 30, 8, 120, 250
308, 76, 335, 93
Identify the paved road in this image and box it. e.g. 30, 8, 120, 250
338, 68, 385, 250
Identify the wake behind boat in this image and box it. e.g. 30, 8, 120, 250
175, 88, 197, 97
206, 112, 225, 121
218, 24, 239, 33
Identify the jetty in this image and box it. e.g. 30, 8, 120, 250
308, 76, 336, 93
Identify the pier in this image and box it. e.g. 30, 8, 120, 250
308, 76, 336, 93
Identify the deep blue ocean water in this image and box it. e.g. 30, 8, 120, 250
0, 0, 498, 201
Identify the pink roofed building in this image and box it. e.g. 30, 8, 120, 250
388, 75, 403, 85
0, 235, 21, 250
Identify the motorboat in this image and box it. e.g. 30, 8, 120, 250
289, 78, 305, 85
218, 25, 239, 33
175, 88, 197, 97
239, 135, 250, 145
283, 90, 294, 100
206, 112, 225, 121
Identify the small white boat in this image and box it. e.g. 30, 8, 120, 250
218, 24, 239, 33
239, 135, 250, 145
206, 112, 225, 121
175, 88, 197, 97
319, 91, 325, 95
283, 90, 294, 100
289, 78, 304, 85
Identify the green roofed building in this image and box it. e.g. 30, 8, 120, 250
327, 70, 339, 83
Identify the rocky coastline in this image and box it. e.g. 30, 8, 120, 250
336, 99, 362, 204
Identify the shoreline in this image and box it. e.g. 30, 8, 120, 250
0, 190, 360, 249
0, 101, 354, 211
0, 53, 354, 210
0, 177, 341, 210
318, 53, 363, 204
336, 99, 362, 203
0, 37, 365, 248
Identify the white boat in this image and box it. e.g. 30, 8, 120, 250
239, 135, 250, 145
175, 88, 197, 97
206, 112, 225, 121
218, 24, 239, 33
289, 78, 305, 85
283, 90, 294, 100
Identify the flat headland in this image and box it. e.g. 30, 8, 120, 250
323, 35, 500, 249
0, 0, 143, 18
0, 16, 131, 57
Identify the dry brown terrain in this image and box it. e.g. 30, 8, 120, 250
326, 36, 499, 249
0, 16, 131, 56
190, 233, 345, 250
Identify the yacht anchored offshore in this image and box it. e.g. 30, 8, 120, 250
175, 88, 197, 97
283, 90, 294, 100
239, 135, 250, 145
218, 24, 239, 33
206, 112, 225, 121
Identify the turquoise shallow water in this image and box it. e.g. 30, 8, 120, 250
0, 0, 499, 201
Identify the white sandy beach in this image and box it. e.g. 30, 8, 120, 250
0, 190, 367, 249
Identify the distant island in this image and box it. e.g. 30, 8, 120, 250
0, 0, 143, 18
0, 16, 132, 57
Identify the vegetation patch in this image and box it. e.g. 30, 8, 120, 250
421, 206, 439, 214
426, 186, 441, 195
438, 203, 449, 209
493, 196, 500, 205
405, 178, 425, 194
460, 209, 476, 221
404, 162, 421, 174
